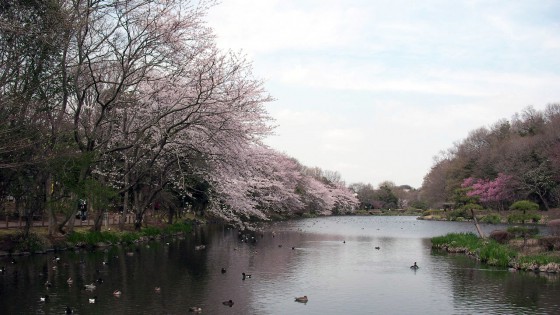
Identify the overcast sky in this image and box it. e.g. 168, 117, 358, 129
207, 0, 560, 189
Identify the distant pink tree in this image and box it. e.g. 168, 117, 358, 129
206, 145, 306, 222
296, 166, 358, 215
328, 182, 360, 214
461, 173, 514, 211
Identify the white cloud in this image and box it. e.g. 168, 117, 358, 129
207, 0, 366, 54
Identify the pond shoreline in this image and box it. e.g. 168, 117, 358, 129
432, 232, 560, 274
0, 219, 198, 257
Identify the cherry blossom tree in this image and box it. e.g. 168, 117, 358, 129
461, 173, 514, 211
1, 0, 360, 233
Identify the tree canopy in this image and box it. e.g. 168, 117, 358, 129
421, 105, 560, 210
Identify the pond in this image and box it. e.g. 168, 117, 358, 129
0, 216, 558, 314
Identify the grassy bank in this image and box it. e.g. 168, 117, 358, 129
420, 208, 560, 224
0, 220, 194, 254
432, 232, 560, 272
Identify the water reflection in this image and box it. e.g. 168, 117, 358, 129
0, 216, 557, 314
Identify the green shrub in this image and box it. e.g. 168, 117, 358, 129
12, 232, 46, 252
478, 241, 516, 267
510, 200, 539, 211
410, 201, 428, 210
480, 214, 502, 224
449, 208, 472, 221
65, 221, 192, 247
507, 211, 541, 223
66, 231, 86, 243
163, 221, 192, 234
141, 227, 162, 237
120, 232, 140, 244
66, 231, 120, 245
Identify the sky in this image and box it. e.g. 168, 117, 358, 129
206, 0, 560, 189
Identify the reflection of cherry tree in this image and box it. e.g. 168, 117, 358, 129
461, 173, 514, 211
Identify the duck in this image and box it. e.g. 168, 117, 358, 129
221, 267, 227, 274
189, 306, 203, 312
242, 272, 251, 280
0, 266, 5, 274
45, 280, 53, 288
154, 286, 161, 293
67, 277, 73, 285
374, 246, 380, 250
65, 306, 73, 314
39, 295, 49, 302
194, 245, 206, 250
84, 283, 96, 291
88, 296, 97, 303
113, 290, 122, 297
96, 277, 104, 283
222, 299, 234, 307
295, 295, 308, 303
410, 262, 419, 270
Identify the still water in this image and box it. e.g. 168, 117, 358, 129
0, 216, 558, 315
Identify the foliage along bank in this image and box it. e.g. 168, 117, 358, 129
0, 221, 195, 255
432, 232, 560, 273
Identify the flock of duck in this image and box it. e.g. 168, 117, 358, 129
3, 243, 291, 313
2, 251, 167, 314
2, 221, 421, 313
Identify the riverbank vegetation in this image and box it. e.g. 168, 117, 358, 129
432, 232, 560, 272
419, 206, 547, 224
0, 220, 194, 254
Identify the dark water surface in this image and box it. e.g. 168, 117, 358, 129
0, 216, 558, 314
